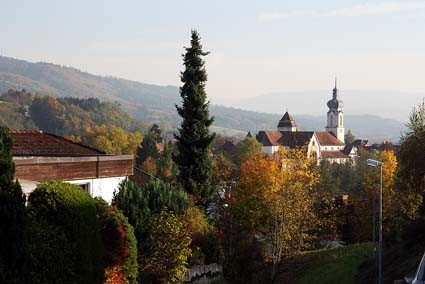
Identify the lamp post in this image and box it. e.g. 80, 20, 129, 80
367, 159, 383, 284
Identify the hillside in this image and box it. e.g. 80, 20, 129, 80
0, 89, 145, 137
0, 56, 406, 141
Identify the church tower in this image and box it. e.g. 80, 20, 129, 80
277, 111, 297, 132
325, 79, 345, 143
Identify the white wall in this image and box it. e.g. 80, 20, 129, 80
67, 176, 126, 204
262, 146, 280, 155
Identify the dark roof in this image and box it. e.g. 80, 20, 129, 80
279, 131, 314, 147
277, 112, 297, 128
321, 151, 350, 159
353, 139, 369, 147
256, 131, 314, 148
342, 144, 355, 155
315, 132, 345, 146
11, 130, 106, 156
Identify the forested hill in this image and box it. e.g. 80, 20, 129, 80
0, 89, 146, 137
0, 56, 405, 141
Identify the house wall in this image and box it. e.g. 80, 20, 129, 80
68, 176, 126, 204
14, 156, 133, 181
14, 156, 133, 204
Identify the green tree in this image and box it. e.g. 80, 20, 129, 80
136, 133, 159, 168
143, 210, 191, 284
398, 100, 425, 195
345, 129, 356, 144
157, 141, 177, 181
113, 179, 189, 283
174, 30, 215, 207
0, 126, 22, 200
234, 137, 262, 168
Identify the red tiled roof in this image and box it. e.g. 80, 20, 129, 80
11, 130, 106, 156
315, 132, 344, 146
321, 151, 349, 159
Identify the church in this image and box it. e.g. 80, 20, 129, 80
256, 81, 357, 164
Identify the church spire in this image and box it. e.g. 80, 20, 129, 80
326, 79, 344, 143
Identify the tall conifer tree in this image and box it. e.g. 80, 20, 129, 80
174, 30, 215, 207
0, 126, 22, 201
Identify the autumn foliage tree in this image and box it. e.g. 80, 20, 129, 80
82, 125, 142, 155
228, 148, 321, 280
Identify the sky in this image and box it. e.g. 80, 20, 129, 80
1, 0, 425, 104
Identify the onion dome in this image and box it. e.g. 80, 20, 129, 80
327, 78, 343, 109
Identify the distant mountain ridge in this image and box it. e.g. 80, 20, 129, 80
0, 56, 406, 142
233, 89, 424, 122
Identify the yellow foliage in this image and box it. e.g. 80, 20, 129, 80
82, 125, 142, 155
231, 148, 321, 269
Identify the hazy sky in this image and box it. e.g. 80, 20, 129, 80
1, 0, 425, 104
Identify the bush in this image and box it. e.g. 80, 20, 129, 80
29, 181, 104, 284
113, 179, 190, 283
95, 199, 138, 284
182, 206, 224, 266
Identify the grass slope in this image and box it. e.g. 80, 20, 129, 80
278, 243, 373, 284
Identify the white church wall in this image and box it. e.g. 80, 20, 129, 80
262, 146, 281, 155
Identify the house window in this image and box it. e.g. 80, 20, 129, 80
76, 183, 91, 193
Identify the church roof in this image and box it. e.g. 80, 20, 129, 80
315, 132, 345, 146
256, 130, 314, 147
277, 111, 297, 129
321, 150, 350, 159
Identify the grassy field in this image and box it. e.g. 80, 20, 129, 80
277, 243, 373, 284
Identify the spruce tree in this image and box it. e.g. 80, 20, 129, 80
0, 126, 22, 201
174, 30, 215, 207
135, 125, 161, 169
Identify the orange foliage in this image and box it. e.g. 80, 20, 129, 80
104, 265, 126, 284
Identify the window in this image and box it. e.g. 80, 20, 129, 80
76, 183, 90, 193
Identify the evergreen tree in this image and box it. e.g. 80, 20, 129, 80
0, 126, 26, 283
135, 126, 160, 169
0, 126, 22, 201
157, 141, 177, 181
174, 30, 215, 207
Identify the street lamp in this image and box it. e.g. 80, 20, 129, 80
367, 158, 383, 284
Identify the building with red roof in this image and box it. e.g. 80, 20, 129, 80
256, 81, 357, 164
11, 130, 133, 203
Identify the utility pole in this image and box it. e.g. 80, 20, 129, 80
367, 159, 383, 284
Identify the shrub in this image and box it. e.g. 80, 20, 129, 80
29, 181, 104, 284
95, 199, 138, 284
